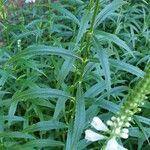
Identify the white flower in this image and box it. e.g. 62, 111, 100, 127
105, 138, 128, 150
91, 117, 108, 131
85, 129, 105, 142
25, 0, 36, 3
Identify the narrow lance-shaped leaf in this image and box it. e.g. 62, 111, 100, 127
8, 101, 18, 125
134, 116, 150, 144
135, 115, 150, 125
9, 88, 71, 122
95, 31, 134, 56
94, 38, 111, 92
12, 30, 42, 43
52, 3, 80, 25
76, 10, 91, 44
53, 97, 67, 119
11, 45, 82, 62
72, 83, 86, 149
24, 120, 66, 132
84, 81, 106, 98
94, 0, 125, 27
109, 59, 145, 77
13, 88, 71, 101
24, 139, 64, 148
96, 99, 120, 113
65, 120, 74, 150
0, 131, 35, 139
57, 58, 74, 87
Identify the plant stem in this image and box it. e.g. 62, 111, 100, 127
84, 0, 100, 58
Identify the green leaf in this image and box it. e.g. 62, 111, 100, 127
98, 86, 128, 99
24, 120, 66, 132
94, 38, 111, 92
0, 115, 25, 122
72, 83, 85, 149
129, 127, 145, 138
24, 139, 64, 148
8, 101, 18, 125
0, 70, 9, 88
109, 59, 144, 77
57, 58, 74, 86
129, 127, 150, 139
95, 31, 133, 55
28, 98, 54, 108
11, 30, 42, 44
94, 0, 125, 27
52, 3, 80, 25
134, 116, 150, 144
53, 97, 67, 119
9, 145, 35, 150
96, 99, 120, 113
84, 81, 106, 97
11, 45, 82, 62
135, 115, 150, 125
13, 88, 71, 101
0, 131, 35, 139
65, 120, 74, 150
77, 139, 91, 150
76, 10, 91, 44
82, 62, 96, 77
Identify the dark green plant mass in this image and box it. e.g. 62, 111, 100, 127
0, 0, 150, 150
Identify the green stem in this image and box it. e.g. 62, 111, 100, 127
84, 0, 100, 58
67, 0, 100, 127
90, 0, 100, 32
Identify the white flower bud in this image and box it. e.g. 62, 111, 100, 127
122, 128, 129, 133
116, 117, 120, 122
118, 121, 123, 126
125, 122, 130, 127
130, 103, 138, 107
141, 102, 144, 105
111, 116, 116, 121
128, 117, 132, 121
85, 130, 105, 142
107, 120, 113, 126
121, 116, 126, 120
17, 39, 21, 48
91, 117, 108, 131
115, 128, 121, 135
120, 132, 129, 139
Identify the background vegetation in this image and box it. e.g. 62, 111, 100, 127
0, 0, 150, 149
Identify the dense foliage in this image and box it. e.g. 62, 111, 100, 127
0, 0, 150, 149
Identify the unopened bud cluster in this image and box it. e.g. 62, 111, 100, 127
106, 64, 150, 139
85, 64, 150, 150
